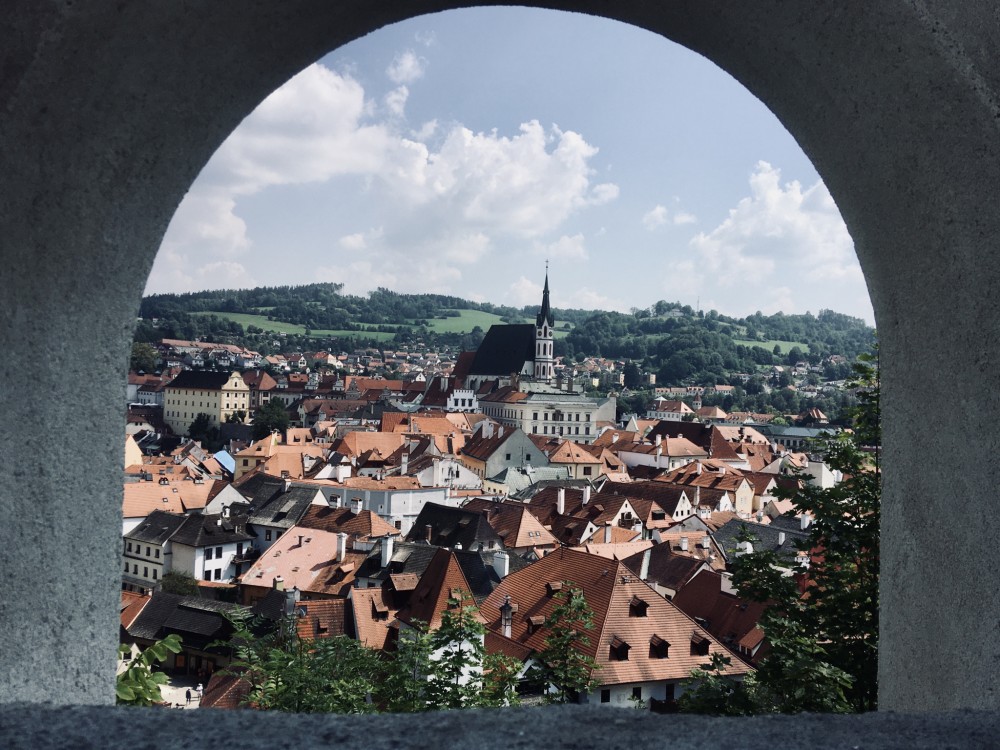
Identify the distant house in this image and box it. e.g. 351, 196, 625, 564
163, 370, 250, 436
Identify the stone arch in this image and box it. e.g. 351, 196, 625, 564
2, 1, 999, 713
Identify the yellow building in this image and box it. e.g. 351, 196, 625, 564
163, 370, 249, 435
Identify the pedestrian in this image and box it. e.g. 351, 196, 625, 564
185, 688, 191, 705
196, 683, 203, 698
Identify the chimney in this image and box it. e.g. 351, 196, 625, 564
695, 463, 702, 475
499, 595, 513, 639
425, 524, 433, 544
350, 497, 363, 515
567, 373, 574, 393
492, 550, 510, 579
273, 575, 285, 591
639, 548, 651, 580
655, 434, 662, 447
401, 450, 409, 475
702, 535, 711, 549
680, 536, 689, 552
582, 486, 591, 505
612, 432, 619, 443
778, 531, 786, 546
337, 532, 348, 562
557, 488, 565, 515
380, 535, 395, 569
604, 522, 612, 544
801, 515, 812, 531
282, 477, 292, 492
216, 518, 223, 527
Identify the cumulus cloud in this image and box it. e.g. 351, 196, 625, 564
534, 234, 588, 261
642, 205, 668, 230
673, 211, 697, 225
384, 86, 409, 118
669, 161, 869, 320
148, 63, 616, 299
506, 277, 543, 307
689, 161, 859, 284
386, 51, 426, 84
571, 287, 629, 312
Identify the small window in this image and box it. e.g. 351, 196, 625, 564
649, 635, 670, 659
583, 466, 592, 476
145, 546, 151, 557
526, 454, 531, 461
216, 546, 223, 557
132, 564, 137, 574
124, 561, 128, 572
214, 568, 222, 580
690, 634, 711, 656
632, 686, 642, 701
265, 530, 272, 541
143, 567, 148, 578
126, 542, 132, 552
610, 636, 630, 662
152, 569, 158, 580
205, 548, 213, 560
155, 549, 160, 559
505, 453, 511, 461
600, 689, 611, 703
204, 571, 212, 581
629, 595, 649, 618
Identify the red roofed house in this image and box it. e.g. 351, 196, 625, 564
480, 547, 750, 708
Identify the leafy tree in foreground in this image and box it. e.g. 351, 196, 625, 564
682, 349, 880, 715
116, 634, 183, 705
527, 582, 599, 704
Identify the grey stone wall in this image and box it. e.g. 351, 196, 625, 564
1, 0, 998, 715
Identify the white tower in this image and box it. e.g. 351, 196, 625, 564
534, 268, 554, 383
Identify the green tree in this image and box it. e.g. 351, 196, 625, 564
527, 583, 599, 704
425, 593, 486, 709
226, 409, 247, 424
252, 399, 290, 440
116, 634, 183, 705
687, 349, 880, 715
160, 570, 200, 596
678, 652, 761, 716
376, 625, 435, 713
130, 342, 158, 373
224, 613, 380, 714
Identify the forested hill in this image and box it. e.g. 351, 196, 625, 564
136, 284, 875, 384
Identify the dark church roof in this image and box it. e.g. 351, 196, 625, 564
468, 324, 535, 376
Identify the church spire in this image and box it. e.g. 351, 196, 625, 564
536, 263, 554, 329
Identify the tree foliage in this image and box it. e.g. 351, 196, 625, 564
130, 342, 158, 373
116, 634, 183, 705
159, 570, 200, 596
682, 349, 880, 715
251, 400, 290, 440
527, 583, 599, 704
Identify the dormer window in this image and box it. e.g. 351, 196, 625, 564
609, 636, 630, 661
545, 581, 563, 596
690, 632, 711, 656
526, 614, 545, 634
629, 595, 649, 617
649, 634, 670, 659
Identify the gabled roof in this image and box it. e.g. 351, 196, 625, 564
621, 546, 706, 593
298, 504, 400, 541
350, 588, 399, 650
479, 547, 751, 685
671, 569, 767, 664
294, 599, 347, 640
395, 548, 482, 631
463, 499, 558, 549
122, 479, 216, 518
404, 502, 504, 550
245, 479, 324, 530
126, 591, 243, 651
165, 370, 238, 391
126, 509, 188, 544
468, 324, 535, 376
169, 512, 253, 547
241, 526, 366, 597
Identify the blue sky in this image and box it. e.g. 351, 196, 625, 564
146, 7, 874, 324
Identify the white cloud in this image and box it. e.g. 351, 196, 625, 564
506, 277, 542, 307
414, 30, 436, 48
149, 63, 616, 300
571, 287, 629, 313
673, 161, 869, 320
384, 86, 409, 118
534, 234, 588, 261
642, 205, 668, 231
387, 51, 426, 85
673, 211, 697, 225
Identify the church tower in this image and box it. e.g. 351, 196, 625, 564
534, 268, 555, 383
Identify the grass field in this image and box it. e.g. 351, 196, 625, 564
191, 311, 396, 340
732, 338, 811, 355
420, 309, 508, 334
